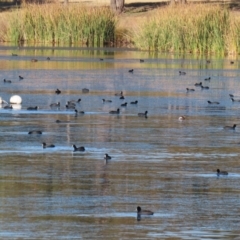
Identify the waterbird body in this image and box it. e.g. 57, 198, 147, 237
140, 59, 144, 63
109, 108, 120, 114
72, 145, 85, 152
68, 99, 81, 104
207, 101, 219, 105
28, 130, 42, 134
186, 88, 195, 92
104, 154, 111, 160
115, 91, 123, 96
137, 206, 154, 215
223, 124, 236, 130
138, 111, 148, 117
3, 105, 12, 109
217, 169, 228, 176
31, 59, 38, 62
230, 97, 240, 102
50, 102, 60, 108
3, 79, 11, 83
102, 98, 112, 103
205, 77, 211, 81
201, 85, 209, 90
121, 102, 127, 107
129, 69, 134, 73
55, 89, 61, 94
42, 142, 55, 148
195, 82, 202, 86
130, 100, 138, 104
66, 104, 75, 110
12, 53, 18, 56
178, 116, 186, 121
75, 109, 85, 115
27, 106, 38, 110
19, 75, 24, 80
179, 71, 186, 75
82, 88, 89, 93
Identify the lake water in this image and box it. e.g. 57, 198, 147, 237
0, 44, 240, 239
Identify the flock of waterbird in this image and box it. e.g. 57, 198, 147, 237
1, 66, 148, 169
178, 69, 237, 177
2, 55, 234, 216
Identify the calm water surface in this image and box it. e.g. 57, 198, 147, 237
0, 45, 240, 239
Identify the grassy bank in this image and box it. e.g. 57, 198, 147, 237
0, 4, 116, 46
0, 3, 240, 54
132, 4, 240, 54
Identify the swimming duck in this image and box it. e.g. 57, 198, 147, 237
178, 116, 186, 121
119, 96, 125, 100
207, 101, 219, 104
121, 102, 127, 107
230, 97, 240, 102
99, 58, 104, 61
27, 106, 39, 110
130, 100, 138, 104
31, 59, 38, 62
129, 69, 134, 73
19, 75, 24, 80
42, 142, 55, 148
201, 85, 209, 90
229, 94, 234, 98
82, 88, 89, 93
137, 206, 154, 215
47, 57, 50, 61
179, 71, 186, 75
230, 61, 234, 64
102, 99, 112, 103
204, 77, 211, 81
66, 104, 75, 109
28, 130, 42, 134
194, 82, 202, 86
12, 53, 18, 56
206, 60, 211, 64
72, 145, 85, 152
217, 169, 228, 176
115, 91, 123, 96
138, 111, 148, 117
186, 88, 195, 92
223, 124, 236, 130
104, 154, 111, 160
4, 105, 12, 109
68, 99, 81, 104
140, 59, 144, 63
50, 102, 60, 108
75, 109, 85, 115
109, 108, 120, 114
3, 79, 11, 83
55, 89, 61, 94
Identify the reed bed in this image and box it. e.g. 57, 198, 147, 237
0, 4, 116, 46
133, 4, 240, 54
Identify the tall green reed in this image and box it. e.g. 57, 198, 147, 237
133, 4, 240, 54
2, 3, 116, 46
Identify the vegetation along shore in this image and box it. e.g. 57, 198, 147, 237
0, 1, 240, 54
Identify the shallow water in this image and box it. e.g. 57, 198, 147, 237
0, 45, 240, 239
